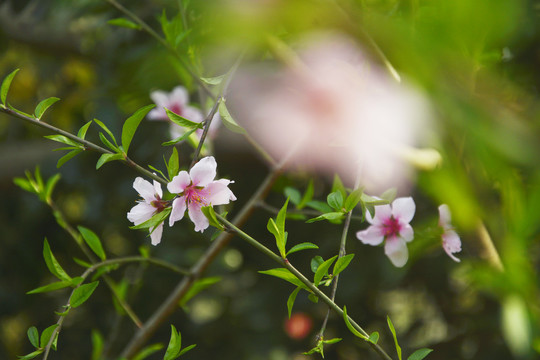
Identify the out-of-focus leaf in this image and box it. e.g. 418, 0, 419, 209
91, 329, 104, 360
219, 101, 246, 134
107, 18, 141, 30
287, 287, 301, 319
387, 316, 402, 360
121, 104, 155, 154
259, 268, 309, 290
407, 348, 433, 360
1, 68, 19, 105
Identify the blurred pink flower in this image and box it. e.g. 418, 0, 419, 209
127, 178, 168, 245
438, 204, 462, 262
229, 33, 430, 191
167, 156, 236, 232
148, 86, 220, 139
356, 197, 416, 267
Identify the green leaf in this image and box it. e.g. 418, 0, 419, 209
17, 350, 43, 360
368, 332, 380, 344
57, 149, 82, 168
91, 329, 104, 360
43, 173, 61, 201
218, 101, 246, 134
287, 287, 301, 319
343, 306, 368, 340
93, 118, 118, 147
164, 325, 181, 360
314, 255, 337, 286
327, 191, 344, 211
344, 188, 363, 212
39, 324, 59, 349
381, 188, 397, 202
201, 206, 225, 231
306, 212, 344, 223
133, 343, 164, 360
14, 177, 35, 194
99, 132, 119, 152
54, 308, 70, 316
43, 239, 71, 281
34, 97, 60, 119
323, 337, 342, 345
178, 344, 196, 356
26, 280, 74, 294
298, 180, 314, 209
44, 135, 82, 148
286, 242, 319, 256
407, 348, 433, 360
310, 256, 324, 273
305, 200, 333, 213
96, 153, 124, 169
259, 268, 309, 290
276, 198, 289, 235
180, 277, 221, 307
1, 68, 19, 105
201, 75, 225, 85
131, 208, 171, 230
166, 108, 202, 128
27, 326, 39, 348
284, 187, 301, 206
121, 104, 155, 154
147, 165, 168, 181
107, 18, 141, 30
333, 254, 355, 277
167, 147, 179, 180
78, 226, 106, 261
267, 218, 280, 239
161, 127, 198, 146
77, 121, 93, 139
331, 175, 347, 199
73, 257, 92, 268
70, 281, 99, 308
387, 316, 402, 360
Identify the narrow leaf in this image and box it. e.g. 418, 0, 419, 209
259, 268, 309, 290
77, 121, 93, 139
130, 208, 171, 230
70, 281, 99, 308
343, 306, 367, 339
163, 325, 181, 360
96, 153, 123, 169
200, 74, 225, 85
323, 338, 342, 345
17, 350, 43, 360
276, 198, 289, 236
167, 147, 179, 179
284, 187, 301, 206
78, 226, 106, 260
161, 127, 198, 146
201, 206, 224, 231
180, 277, 221, 307
387, 316, 402, 360
99, 132, 119, 152
178, 344, 196, 356
14, 177, 35, 194
305, 200, 333, 213
331, 175, 347, 199
34, 97, 60, 119
132, 343, 164, 360
91, 330, 104, 360
165, 108, 201, 128
286, 242, 319, 256
344, 188, 363, 212
306, 212, 344, 223
57, 149, 82, 168
44, 174, 61, 201
218, 101, 246, 134
333, 254, 355, 277
121, 104, 155, 154
39, 324, 59, 349
93, 119, 118, 146
314, 255, 337, 286
1, 68, 19, 105
287, 287, 302, 319
44, 135, 81, 148
43, 239, 71, 281
298, 180, 314, 209
27, 327, 39, 348
107, 18, 141, 30
407, 348, 433, 360
27, 280, 73, 294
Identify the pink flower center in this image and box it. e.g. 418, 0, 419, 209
382, 217, 401, 237
184, 185, 208, 206
169, 103, 183, 116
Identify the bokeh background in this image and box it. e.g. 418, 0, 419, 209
1, 0, 539, 359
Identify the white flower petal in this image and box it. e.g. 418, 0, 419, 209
384, 236, 409, 268
189, 156, 217, 187
133, 177, 157, 203
202, 181, 235, 205
127, 202, 155, 225
183, 106, 204, 124
356, 226, 385, 246
443, 230, 461, 262
438, 204, 452, 229
149, 223, 164, 246
391, 197, 415, 224
171, 86, 189, 107
169, 197, 187, 227
150, 90, 170, 107
188, 202, 209, 232
168, 171, 191, 194
153, 180, 163, 199
371, 204, 392, 225
215, 179, 236, 200
399, 223, 414, 242
147, 107, 167, 121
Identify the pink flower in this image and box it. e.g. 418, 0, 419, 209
148, 86, 220, 139
356, 197, 416, 267
167, 156, 236, 232
438, 204, 462, 262
127, 178, 169, 246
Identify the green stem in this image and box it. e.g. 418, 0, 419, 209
190, 97, 222, 168
216, 214, 393, 360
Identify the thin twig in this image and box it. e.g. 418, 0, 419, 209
190, 96, 222, 168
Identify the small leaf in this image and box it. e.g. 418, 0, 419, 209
77, 121, 93, 139
57, 149, 82, 168
99, 132, 119, 152
73, 257, 92, 268
121, 104, 155, 154
368, 332, 380, 344
407, 348, 433, 360
323, 338, 342, 345
14, 177, 35, 194
276, 198, 289, 234
331, 175, 347, 199
286, 242, 319, 256
17, 350, 43, 360
132, 343, 164, 360
287, 287, 301, 319
131, 208, 171, 230
44, 174, 61, 201
96, 153, 124, 169
201, 75, 225, 85
166, 108, 202, 128
180, 277, 221, 307
308, 293, 319, 303
26, 280, 74, 294
298, 180, 314, 209
27, 327, 39, 348
167, 147, 179, 180
387, 316, 402, 360
306, 212, 344, 223
147, 165, 168, 181
344, 188, 363, 212
70, 281, 99, 308
201, 206, 225, 231
327, 191, 344, 211
107, 18, 141, 30
259, 268, 309, 290
1, 68, 19, 105
314, 255, 337, 286
43, 239, 71, 281
343, 306, 368, 340
161, 127, 198, 146
93, 119, 118, 146
218, 101, 246, 134
381, 188, 397, 202
284, 187, 301, 206
311, 256, 324, 273
91, 329, 104, 360
44, 135, 82, 148
333, 254, 355, 277
78, 226, 106, 261
34, 97, 60, 119
163, 325, 181, 360
305, 200, 333, 213
178, 344, 196, 356
39, 324, 59, 349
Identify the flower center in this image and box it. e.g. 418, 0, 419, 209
169, 103, 183, 116
382, 217, 401, 237
184, 185, 208, 206
151, 197, 168, 213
